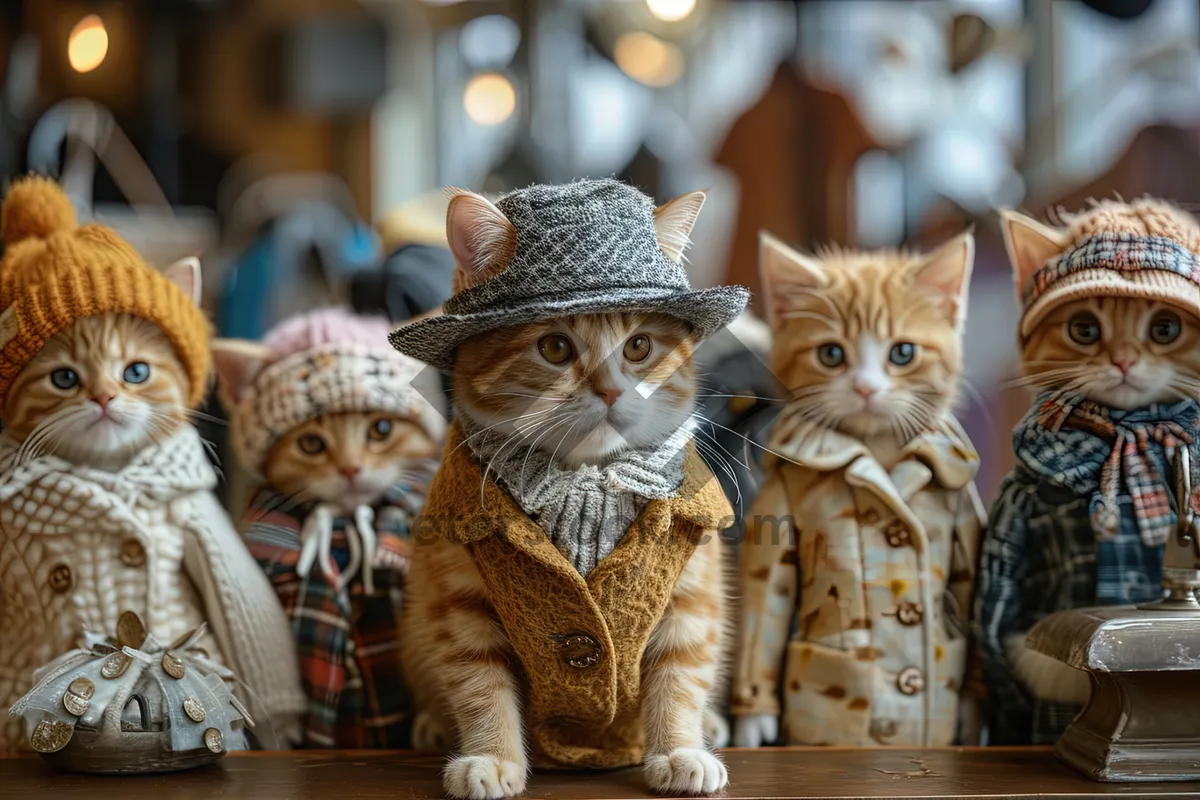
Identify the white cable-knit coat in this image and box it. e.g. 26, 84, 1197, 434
0, 427, 305, 752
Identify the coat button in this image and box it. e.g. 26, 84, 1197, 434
896, 601, 924, 626
48, 564, 72, 593
119, 539, 146, 567
559, 633, 601, 669
897, 667, 924, 695
882, 520, 912, 548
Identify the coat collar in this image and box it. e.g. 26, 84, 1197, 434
0, 426, 217, 505
433, 423, 733, 550
766, 405, 980, 501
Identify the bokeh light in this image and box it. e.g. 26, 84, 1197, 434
614, 32, 684, 88
463, 73, 517, 126
646, 0, 697, 23
68, 15, 108, 74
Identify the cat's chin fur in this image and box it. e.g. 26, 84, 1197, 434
30, 402, 170, 471
1005, 632, 1093, 706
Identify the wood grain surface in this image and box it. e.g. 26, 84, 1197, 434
2, 747, 1198, 799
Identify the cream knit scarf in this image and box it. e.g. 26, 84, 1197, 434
460, 415, 692, 576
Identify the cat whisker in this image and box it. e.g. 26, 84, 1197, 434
480, 412, 566, 501
516, 414, 577, 494
693, 392, 785, 404
690, 424, 745, 506
693, 415, 803, 467
452, 406, 560, 458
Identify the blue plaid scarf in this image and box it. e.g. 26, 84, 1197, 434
1013, 392, 1200, 548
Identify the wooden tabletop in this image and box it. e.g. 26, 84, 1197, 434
2, 747, 1198, 799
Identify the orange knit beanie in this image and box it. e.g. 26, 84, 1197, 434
0, 176, 211, 407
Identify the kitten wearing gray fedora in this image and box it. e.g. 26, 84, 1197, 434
392, 179, 747, 799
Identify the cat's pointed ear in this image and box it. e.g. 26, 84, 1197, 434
164, 256, 202, 306
445, 188, 516, 292
911, 228, 975, 322
211, 339, 273, 410
653, 191, 706, 264
758, 231, 826, 329
999, 209, 1068, 298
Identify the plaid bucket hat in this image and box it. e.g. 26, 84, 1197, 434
388, 179, 749, 371
1020, 231, 1200, 338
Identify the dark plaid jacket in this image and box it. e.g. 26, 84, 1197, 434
978, 468, 1165, 744
242, 476, 430, 748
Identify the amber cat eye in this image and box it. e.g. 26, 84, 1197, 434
368, 418, 393, 441
1149, 311, 1182, 344
298, 434, 326, 455
538, 334, 573, 364
623, 334, 652, 363
1068, 312, 1102, 345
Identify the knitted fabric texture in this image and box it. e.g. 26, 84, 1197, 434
229, 308, 446, 475
1019, 231, 1200, 337
1013, 391, 1200, 548
1024, 233, 1200, 305
417, 422, 734, 769
0, 176, 211, 407
389, 179, 749, 371
459, 414, 691, 576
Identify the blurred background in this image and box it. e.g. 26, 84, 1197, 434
3, 0, 1200, 507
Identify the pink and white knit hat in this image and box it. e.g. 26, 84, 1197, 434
229, 307, 447, 475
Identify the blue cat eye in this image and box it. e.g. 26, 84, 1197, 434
889, 342, 916, 366
50, 368, 79, 391
123, 362, 151, 384
817, 343, 845, 368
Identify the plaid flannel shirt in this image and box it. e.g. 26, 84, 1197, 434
979, 470, 1166, 745
243, 473, 431, 748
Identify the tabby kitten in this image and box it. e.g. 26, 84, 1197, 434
999, 202, 1200, 705
1004, 206, 1200, 411
265, 413, 435, 509
1, 260, 199, 469
759, 235, 973, 452
401, 190, 731, 798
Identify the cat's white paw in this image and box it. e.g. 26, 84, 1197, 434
443, 755, 527, 800
732, 713, 778, 748
703, 707, 730, 749
412, 710, 451, 752
644, 748, 728, 795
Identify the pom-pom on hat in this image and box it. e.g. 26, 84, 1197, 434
214, 307, 446, 476
0, 175, 211, 407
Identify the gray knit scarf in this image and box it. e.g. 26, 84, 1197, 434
460, 414, 692, 576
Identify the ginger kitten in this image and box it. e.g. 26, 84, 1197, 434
760, 232, 973, 456
1, 261, 199, 470
996, 200, 1200, 709
399, 185, 735, 799
264, 413, 435, 509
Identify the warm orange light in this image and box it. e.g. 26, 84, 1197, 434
68, 15, 108, 74
614, 32, 684, 88
463, 73, 516, 126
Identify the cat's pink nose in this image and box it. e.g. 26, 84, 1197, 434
1111, 355, 1139, 374
595, 387, 622, 407
91, 393, 113, 410
340, 467, 361, 481
853, 384, 877, 400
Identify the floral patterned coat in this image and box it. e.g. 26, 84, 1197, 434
732, 410, 985, 746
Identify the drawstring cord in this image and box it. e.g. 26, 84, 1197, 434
297, 503, 379, 594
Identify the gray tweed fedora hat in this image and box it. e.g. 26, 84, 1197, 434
389, 179, 749, 372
